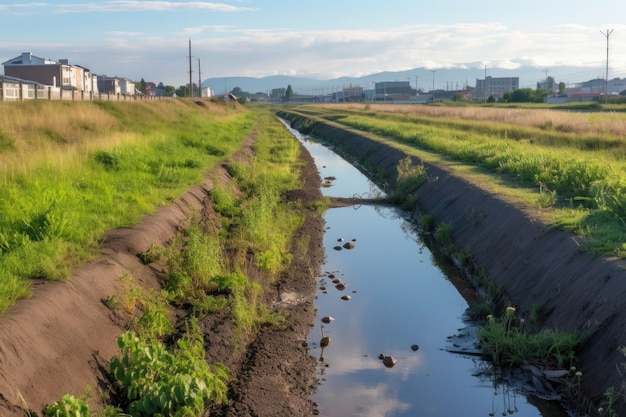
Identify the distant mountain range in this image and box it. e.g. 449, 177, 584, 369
202, 64, 609, 96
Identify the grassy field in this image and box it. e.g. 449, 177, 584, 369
0, 99, 254, 311
286, 102, 626, 258
1, 100, 314, 416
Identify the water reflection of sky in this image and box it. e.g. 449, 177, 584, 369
299, 137, 384, 199
282, 119, 551, 417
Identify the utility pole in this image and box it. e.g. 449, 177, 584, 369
601, 28, 614, 104
198, 58, 202, 98
188, 39, 193, 97
483, 62, 488, 103
431, 70, 436, 101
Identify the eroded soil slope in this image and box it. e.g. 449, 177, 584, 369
0, 133, 326, 417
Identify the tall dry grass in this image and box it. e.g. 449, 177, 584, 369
317, 103, 626, 137
0, 101, 123, 181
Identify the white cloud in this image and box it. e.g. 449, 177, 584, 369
3, 19, 626, 86
1, 1, 256, 14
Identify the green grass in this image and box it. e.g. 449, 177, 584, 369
283, 104, 626, 257
42, 104, 315, 415
478, 307, 579, 368
0, 100, 254, 311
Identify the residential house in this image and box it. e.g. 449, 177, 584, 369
97, 75, 121, 95
0, 74, 46, 100
2, 52, 96, 93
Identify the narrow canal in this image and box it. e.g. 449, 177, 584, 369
281, 120, 567, 417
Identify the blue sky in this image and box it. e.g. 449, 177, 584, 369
1, 1, 626, 88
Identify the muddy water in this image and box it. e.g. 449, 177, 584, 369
284, 122, 567, 417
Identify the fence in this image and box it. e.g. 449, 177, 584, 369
0, 79, 162, 101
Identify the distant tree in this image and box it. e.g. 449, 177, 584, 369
452, 93, 464, 102
534, 88, 552, 102
175, 85, 189, 97
504, 88, 551, 103
231, 87, 244, 97
558, 82, 566, 95
511, 88, 533, 102
164, 86, 176, 96
285, 84, 294, 101
136, 78, 147, 94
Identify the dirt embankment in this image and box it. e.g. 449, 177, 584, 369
0, 133, 326, 417
279, 110, 626, 410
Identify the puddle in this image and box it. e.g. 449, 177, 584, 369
281, 119, 567, 417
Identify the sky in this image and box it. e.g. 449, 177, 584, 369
1, 0, 626, 89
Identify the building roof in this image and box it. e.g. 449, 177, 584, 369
0, 74, 41, 85
2, 52, 57, 67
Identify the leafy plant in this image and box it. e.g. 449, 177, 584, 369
45, 394, 90, 417
110, 327, 229, 417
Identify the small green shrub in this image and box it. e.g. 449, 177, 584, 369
392, 156, 427, 202
138, 243, 165, 264
110, 328, 229, 417
45, 394, 89, 417
92, 150, 120, 170
434, 222, 453, 245
419, 214, 435, 232
132, 291, 173, 339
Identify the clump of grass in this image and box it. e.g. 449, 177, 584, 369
434, 222, 453, 247
478, 306, 579, 368
390, 156, 427, 205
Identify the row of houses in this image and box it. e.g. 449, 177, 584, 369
1, 52, 139, 100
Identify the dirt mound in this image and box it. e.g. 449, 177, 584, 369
0, 134, 326, 417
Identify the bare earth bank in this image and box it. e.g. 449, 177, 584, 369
0, 135, 326, 417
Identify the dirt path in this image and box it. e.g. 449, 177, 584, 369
0, 133, 326, 417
